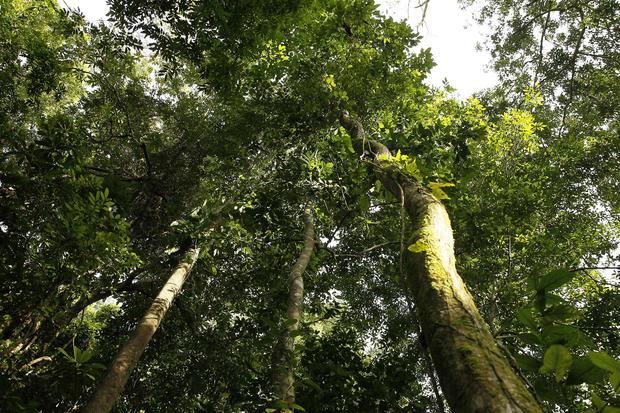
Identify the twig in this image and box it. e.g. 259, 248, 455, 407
333, 241, 400, 257
557, 17, 587, 138
572, 267, 620, 288
533, 6, 552, 87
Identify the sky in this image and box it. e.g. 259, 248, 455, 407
61, 0, 108, 24
61, 0, 498, 98
378, 0, 498, 97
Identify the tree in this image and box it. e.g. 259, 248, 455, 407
83, 247, 200, 413
1, 0, 619, 412
464, 0, 620, 212
271, 204, 315, 411
461, 0, 620, 409
339, 111, 541, 411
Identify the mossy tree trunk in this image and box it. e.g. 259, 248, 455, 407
272, 204, 314, 410
339, 112, 542, 413
82, 247, 200, 413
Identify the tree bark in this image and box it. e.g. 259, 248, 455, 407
272, 204, 314, 408
339, 112, 542, 413
82, 247, 200, 413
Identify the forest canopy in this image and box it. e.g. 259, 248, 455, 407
0, 0, 619, 412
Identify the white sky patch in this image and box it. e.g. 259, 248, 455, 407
61, 0, 109, 23
378, 0, 499, 97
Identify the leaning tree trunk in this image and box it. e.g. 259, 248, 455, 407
82, 247, 200, 413
339, 112, 542, 413
272, 204, 314, 409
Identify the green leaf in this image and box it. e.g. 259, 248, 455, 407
533, 377, 563, 403
517, 307, 538, 330
289, 329, 303, 338
611, 371, 620, 393
89, 363, 107, 371
301, 377, 321, 392
57, 347, 73, 361
273, 399, 288, 409
539, 344, 572, 382
514, 353, 541, 372
518, 332, 542, 346
393, 149, 408, 162
541, 325, 585, 347
290, 403, 306, 412
544, 293, 566, 306
542, 304, 579, 323
323, 74, 336, 89
533, 292, 546, 314
589, 352, 620, 374
542, 269, 577, 291
341, 131, 355, 153
407, 240, 427, 253
592, 393, 606, 409
566, 356, 607, 385
594, 393, 620, 413
76, 349, 94, 363
428, 182, 454, 200
359, 194, 370, 213
334, 366, 351, 376
405, 159, 422, 181
528, 269, 575, 292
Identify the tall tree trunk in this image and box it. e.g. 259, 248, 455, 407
272, 204, 314, 408
82, 247, 200, 413
339, 112, 542, 413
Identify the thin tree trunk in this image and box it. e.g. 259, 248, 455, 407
340, 112, 542, 413
82, 247, 200, 413
272, 204, 314, 408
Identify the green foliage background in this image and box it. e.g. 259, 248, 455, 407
0, 0, 618, 411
